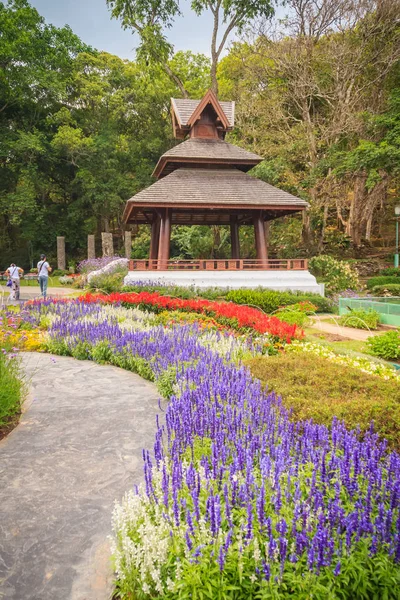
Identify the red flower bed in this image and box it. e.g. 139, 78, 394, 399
81, 291, 303, 342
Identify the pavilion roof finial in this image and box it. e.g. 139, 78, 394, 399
171, 92, 235, 140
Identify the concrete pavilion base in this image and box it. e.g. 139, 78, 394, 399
124, 270, 324, 295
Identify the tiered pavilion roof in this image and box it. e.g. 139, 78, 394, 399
123, 90, 308, 270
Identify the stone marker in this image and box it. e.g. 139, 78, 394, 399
88, 235, 95, 260
101, 232, 114, 257
124, 230, 132, 259
57, 236, 66, 271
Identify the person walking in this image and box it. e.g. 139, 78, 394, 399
37, 254, 52, 298
5, 263, 24, 300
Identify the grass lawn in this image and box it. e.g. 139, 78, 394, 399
246, 352, 400, 449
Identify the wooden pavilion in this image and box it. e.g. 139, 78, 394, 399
123, 90, 310, 274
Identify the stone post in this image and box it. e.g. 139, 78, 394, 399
88, 235, 95, 260
57, 236, 66, 271
101, 232, 114, 257
124, 230, 132, 259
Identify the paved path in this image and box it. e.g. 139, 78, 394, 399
310, 316, 386, 341
0, 286, 76, 305
0, 353, 161, 600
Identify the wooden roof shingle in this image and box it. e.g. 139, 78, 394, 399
171, 98, 235, 127
153, 138, 262, 178
124, 168, 308, 222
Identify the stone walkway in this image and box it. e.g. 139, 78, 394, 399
0, 353, 161, 600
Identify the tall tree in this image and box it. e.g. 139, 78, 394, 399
106, 0, 273, 95
220, 0, 400, 252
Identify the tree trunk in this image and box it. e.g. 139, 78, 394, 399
163, 63, 189, 98
318, 204, 329, 252
302, 209, 312, 248
212, 226, 221, 258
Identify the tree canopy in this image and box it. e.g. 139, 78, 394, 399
1, 0, 400, 267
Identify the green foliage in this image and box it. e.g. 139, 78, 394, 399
88, 270, 127, 293
247, 353, 400, 449
367, 276, 400, 289
156, 366, 177, 399
274, 302, 317, 326
225, 288, 334, 314
273, 309, 309, 326
367, 330, 400, 361
309, 256, 360, 295
0, 353, 23, 429
372, 284, 400, 296
339, 308, 380, 330
0, 0, 211, 268
379, 267, 400, 277
91, 341, 113, 364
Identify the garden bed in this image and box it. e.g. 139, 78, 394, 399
1, 297, 399, 598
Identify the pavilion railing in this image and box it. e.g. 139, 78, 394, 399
128, 259, 308, 271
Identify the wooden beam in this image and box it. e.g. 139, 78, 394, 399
230, 216, 240, 259
187, 90, 230, 130
149, 215, 161, 262
158, 208, 171, 270
253, 211, 268, 265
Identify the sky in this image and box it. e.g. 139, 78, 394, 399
29, 0, 226, 59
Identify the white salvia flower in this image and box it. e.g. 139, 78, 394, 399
253, 538, 261, 563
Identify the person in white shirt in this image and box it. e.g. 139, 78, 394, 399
37, 254, 52, 298
5, 263, 24, 300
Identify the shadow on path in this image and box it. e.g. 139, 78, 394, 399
0, 353, 161, 600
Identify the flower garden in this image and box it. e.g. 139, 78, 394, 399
1, 288, 400, 598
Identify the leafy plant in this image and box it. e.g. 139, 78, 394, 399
225, 288, 333, 313
367, 330, 400, 361
247, 353, 400, 448
309, 256, 360, 295
367, 275, 400, 289
87, 271, 126, 293
379, 267, 400, 277
339, 308, 380, 330
372, 284, 400, 296
0, 353, 23, 430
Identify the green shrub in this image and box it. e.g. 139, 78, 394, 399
371, 283, 400, 296
338, 308, 380, 330
225, 288, 333, 313
246, 353, 400, 449
121, 284, 334, 313
0, 354, 23, 431
379, 267, 400, 277
367, 276, 400, 289
88, 270, 126, 293
309, 255, 360, 294
51, 269, 67, 277
274, 310, 309, 326
366, 330, 400, 361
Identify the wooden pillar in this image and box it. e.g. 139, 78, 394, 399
230, 216, 240, 259
253, 211, 268, 266
158, 208, 171, 270
101, 232, 114, 257
88, 235, 95, 259
264, 221, 269, 261
57, 236, 66, 271
124, 230, 132, 259
149, 215, 161, 266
